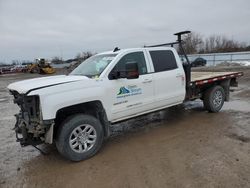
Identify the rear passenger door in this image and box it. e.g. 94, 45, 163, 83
148, 49, 185, 108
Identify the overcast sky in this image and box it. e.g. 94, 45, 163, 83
0, 0, 250, 63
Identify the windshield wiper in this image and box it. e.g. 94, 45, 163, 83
70, 73, 86, 76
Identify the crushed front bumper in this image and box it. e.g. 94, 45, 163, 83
14, 112, 55, 146
10, 91, 54, 146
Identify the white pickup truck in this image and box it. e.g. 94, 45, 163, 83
8, 32, 243, 161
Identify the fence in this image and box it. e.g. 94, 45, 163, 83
187, 51, 250, 66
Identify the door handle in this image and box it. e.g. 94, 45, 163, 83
142, 79, 152, 84
176, 74, 183, 78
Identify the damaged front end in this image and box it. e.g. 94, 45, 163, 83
10, 90, 54, 147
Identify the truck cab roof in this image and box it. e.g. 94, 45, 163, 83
98, 47, 176, 56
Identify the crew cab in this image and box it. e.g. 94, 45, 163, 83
7, 33, 243, 161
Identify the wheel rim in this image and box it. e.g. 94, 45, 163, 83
69, 124, 97, 153
212, 90, 223, 108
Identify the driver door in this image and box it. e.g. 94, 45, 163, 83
108, 51, 154, 122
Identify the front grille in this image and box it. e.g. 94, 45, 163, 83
10, 90, 41, 122
23, 96, 40, 121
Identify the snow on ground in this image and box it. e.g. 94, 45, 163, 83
236, 61, 250, 66
217, 61, 250, 66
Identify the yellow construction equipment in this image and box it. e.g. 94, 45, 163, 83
28, 58, 55, 74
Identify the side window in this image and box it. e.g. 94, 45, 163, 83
113, 52, 148, 75
150, 50, 178, 72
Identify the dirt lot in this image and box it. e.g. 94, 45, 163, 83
0, 67, 250, 188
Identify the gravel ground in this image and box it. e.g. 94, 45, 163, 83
0, 67, 250, 188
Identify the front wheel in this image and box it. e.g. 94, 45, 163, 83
56, 114, 104, 161
203, 85, 225, 113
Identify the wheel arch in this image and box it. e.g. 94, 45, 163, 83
54, 100, 110, 139
203, 84, 226, 112
199, 78, 231, 101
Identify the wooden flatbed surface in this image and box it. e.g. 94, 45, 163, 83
191, 72, 240, 82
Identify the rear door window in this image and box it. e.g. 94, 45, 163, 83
149, 50, 178, 72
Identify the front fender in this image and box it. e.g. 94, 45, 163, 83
30, 86, 105, 120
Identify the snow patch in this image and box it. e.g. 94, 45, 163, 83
231, 61, 250, 66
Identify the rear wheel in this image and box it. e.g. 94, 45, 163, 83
203, 85, 225, 112
56, 114, 104, 161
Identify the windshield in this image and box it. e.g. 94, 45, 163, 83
70, 54, 117, 78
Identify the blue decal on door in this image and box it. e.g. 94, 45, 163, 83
117, 87, 130, 95
117, 86, 142, 98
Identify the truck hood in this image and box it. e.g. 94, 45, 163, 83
7, 75, 89, 94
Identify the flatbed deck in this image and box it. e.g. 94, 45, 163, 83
191, 71, 243, 86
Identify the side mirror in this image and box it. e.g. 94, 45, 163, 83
125, 62, 139, 79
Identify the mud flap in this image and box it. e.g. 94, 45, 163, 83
221, 79, 230, 101
45, 123, 54, 144
230, 78, 238, 87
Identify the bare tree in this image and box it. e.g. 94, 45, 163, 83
182, 32, 248, 54
181, 33, 204, 54
204, 35, 246, 53
11, 60, 21, 65
51, 57, 63, 64
75, 51, 94, 63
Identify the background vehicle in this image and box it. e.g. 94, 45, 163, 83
28, 58, 55, 74
7, 31, 243, 161
191, 57, 207, 67
0, 66, 12, 74
0, 65, 27, 74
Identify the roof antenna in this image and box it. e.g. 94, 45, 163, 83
113, 47, 120, 52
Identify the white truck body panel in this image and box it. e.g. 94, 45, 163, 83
147, 48, 186, 108
7, 75, 88, 94
29, 79, 106, 120
8, 47, 186, 123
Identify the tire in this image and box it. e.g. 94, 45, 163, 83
56, 114, 104, 161
203, 85, 225, 113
